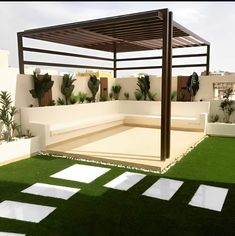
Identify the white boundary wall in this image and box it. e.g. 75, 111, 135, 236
209, 100, 235, 123
195, 75, 235, 101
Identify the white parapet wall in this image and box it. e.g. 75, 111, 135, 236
207, 123, 235, 137
0, 136, 41, 166
195, 75, 235, 101
209, 100, 235, 123
206, 100, 235, 137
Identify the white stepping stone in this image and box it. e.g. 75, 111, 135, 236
0, 233, 25, 236
189, 184, 228, 212
51, 164, 110, 183
22, 183, 80, 200
0, 200, 56, 223
142, 178, 184, 200
104, 172, 146, 191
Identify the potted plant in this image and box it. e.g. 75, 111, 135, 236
29, 68, 54, 106
88, 75, 100, 102
136, 73, 156, 100
186, 72, 199, 101
61, 74, 76, 105
219, 88, 234, 123
112, 84, 122, 100
207, 88, 235, 137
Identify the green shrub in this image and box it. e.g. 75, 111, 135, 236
56, 98, 65, 105
0, 91, 20, 141
109, 92, 113, 101
77, 92, 87, 103
85, 96, 93, 103
209, 114, 219, 123
124, 92, 129, 100
171, 91, 177, 101
148, 91, 157, 101
112, 84, 122, 100
134, 90, 143, 101
100, 95, 108, 102
48, 100, 56, 106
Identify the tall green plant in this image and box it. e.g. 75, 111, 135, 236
0, 91, 20, 141
187, 72, 199, 101
136, 74, 151, 100
112, 84, 122, 100
61, 74, 76, 105
88, 75, 100, 102
29, 70, 54, 106
219, 88, 234, 123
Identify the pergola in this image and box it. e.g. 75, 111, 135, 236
17, 8, 210, 161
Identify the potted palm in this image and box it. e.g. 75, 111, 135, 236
61, 74, 76, 105
112, 84, 122, 100
186, 72, 199, 101
88, 75, 100, 102
29, 68, 54, 106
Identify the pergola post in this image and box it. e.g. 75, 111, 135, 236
206, 45, 210, 75
166, 11, 173, 158
113, 43, 117, 78
17, 32, 24, 74
161, 9, 172, 161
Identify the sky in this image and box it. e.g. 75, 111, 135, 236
0, 1, 235, 76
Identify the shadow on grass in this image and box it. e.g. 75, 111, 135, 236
0, 174, 234, 236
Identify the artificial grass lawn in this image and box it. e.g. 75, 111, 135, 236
0, 136, 234, 236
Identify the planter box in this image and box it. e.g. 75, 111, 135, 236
0, 136, 41, 165
206, 122, 235, 137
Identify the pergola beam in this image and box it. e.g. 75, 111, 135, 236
23, 47, 113, 61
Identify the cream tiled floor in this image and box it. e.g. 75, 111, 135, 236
48, 125, 205, 172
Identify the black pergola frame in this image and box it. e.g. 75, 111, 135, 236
17, 8, 210, 161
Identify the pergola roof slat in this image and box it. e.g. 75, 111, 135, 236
20, 9, 209, 53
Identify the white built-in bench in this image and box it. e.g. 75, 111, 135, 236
49, 114, 124, 136
123, 113, 207, 130
20, 101, 210, 149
